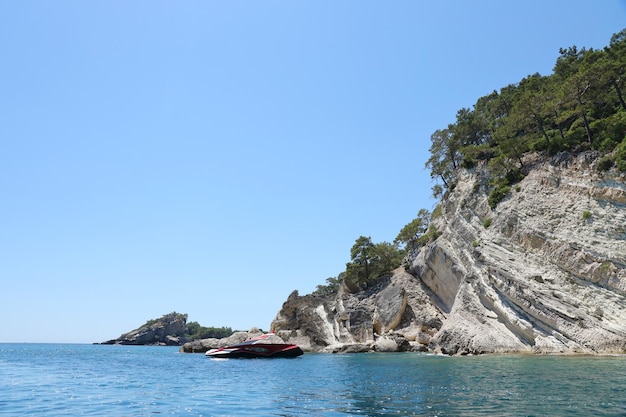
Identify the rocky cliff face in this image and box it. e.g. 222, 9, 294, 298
101, 312, 189, 346
271, 152, 626, 354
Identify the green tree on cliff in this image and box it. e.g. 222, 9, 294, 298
426, 29, 626, 208
311, 28, 626, 297
313, 274, 343, 296
394, 208, 430, 251
185, 322, 233, 340
344, 236, 404, 289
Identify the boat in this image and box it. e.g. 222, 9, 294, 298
205, 333, 304, 359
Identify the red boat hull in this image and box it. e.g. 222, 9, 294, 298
205, 343, 304, 359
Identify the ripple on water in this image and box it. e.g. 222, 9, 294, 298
1, 346, 626, 416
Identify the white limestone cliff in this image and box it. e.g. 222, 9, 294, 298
271, 152, 626, 354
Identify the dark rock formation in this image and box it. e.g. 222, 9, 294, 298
373, 284, 407, 334
100, 312, 189, 346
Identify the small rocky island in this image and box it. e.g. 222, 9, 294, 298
100, 312, 191, 346
99, 312, 271, 351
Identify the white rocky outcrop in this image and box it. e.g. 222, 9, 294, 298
271, 269, 444, 353
272, 152, 626, 355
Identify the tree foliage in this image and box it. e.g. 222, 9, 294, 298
185, 322, 233, 340
394, 209, 431, 251
312, 236, 406, 295
312, 274, 343, 296
426, 29, 626, 205
143, 311, 188, 327
342, 236, 405, 289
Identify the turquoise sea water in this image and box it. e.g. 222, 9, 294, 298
1, 344, 625, 416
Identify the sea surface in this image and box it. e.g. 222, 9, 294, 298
1, 344, 625, 416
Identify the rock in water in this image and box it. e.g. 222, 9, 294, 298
374, 336, 399, 352
179, 329, 286, 353
373, 284, 406, 334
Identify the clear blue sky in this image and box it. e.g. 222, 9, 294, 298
1, 1, 625, 343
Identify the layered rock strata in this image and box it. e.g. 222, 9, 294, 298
271, 152, 626, 355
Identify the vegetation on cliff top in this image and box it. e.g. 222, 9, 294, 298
141, 312, 234, 340
313, 28, 626, 296
427, 28, 626, 198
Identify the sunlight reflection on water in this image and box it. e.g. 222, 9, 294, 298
1, 345, 625, 416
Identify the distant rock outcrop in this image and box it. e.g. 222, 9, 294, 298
100, 312, 189, 346
271, 152, 626, 355
179, 328, 283, 353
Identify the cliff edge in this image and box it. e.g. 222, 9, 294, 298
271, 152, 626, 354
